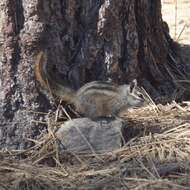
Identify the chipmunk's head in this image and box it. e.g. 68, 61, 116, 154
120, 79, 145, 108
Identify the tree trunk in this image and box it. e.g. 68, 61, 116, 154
0, 0, 189, 149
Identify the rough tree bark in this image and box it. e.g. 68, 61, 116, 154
0, 0, 189, 149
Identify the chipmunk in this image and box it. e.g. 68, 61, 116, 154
35, 51, 145, 118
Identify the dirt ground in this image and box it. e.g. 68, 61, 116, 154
1, 103, 190, 189
162, 0, 190, 44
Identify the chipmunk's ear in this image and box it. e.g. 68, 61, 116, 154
129, 79, 137, 93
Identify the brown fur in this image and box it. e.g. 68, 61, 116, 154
35, 51, 145, 118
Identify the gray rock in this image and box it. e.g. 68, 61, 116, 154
56, 118, 126, 153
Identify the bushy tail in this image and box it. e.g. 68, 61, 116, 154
35, 51, 75, 102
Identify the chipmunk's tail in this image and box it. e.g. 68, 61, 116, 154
35, 51, 75, 102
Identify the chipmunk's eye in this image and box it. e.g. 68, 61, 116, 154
139, 94, 144, 99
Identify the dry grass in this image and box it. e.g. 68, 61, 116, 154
1, 102, 190, 189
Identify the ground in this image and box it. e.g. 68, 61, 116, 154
1, 103, 190, 189
162, 0, 190, 44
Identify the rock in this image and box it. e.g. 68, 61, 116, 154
56, 118, 126, 153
